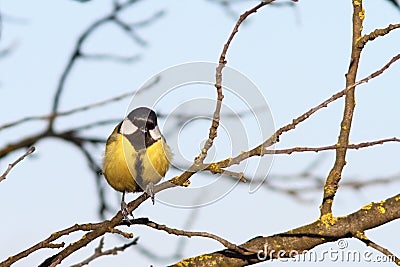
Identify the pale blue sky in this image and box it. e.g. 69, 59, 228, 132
0, 0, 399, 266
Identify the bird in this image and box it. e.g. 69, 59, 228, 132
103, 107, 171, 219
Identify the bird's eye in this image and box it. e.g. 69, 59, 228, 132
146, 121, 155, 130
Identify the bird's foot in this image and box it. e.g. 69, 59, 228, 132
145, 182, 155, 205
121, 199, 133, 224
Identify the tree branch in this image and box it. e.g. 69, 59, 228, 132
1, 222, 104, 267
48, 0, 156, 130
127, 218, 253, 255
80, 53, 140, 63
265, 137, 400, 155
2, 1, 400, 266
194, 0, 273, 165
320, 0, 364, 215
208, 51, 400, 171
355, 231, 400, 264
0, 146, 35, 182
170, 193, 400, 266
70, 237, 139, 267
357, 23, 400, 49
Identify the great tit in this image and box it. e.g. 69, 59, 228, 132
103, 107, 171, 218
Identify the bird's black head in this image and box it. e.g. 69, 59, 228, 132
120, 107, 162, 149
127, 107, 158, 132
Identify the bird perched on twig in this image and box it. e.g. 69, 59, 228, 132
103, 107, 171, 220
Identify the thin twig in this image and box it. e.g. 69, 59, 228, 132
114, 18, 147, 46
355, 231, 400, 264
70, 237, 139, 267
1, 221, 104, 267
341, 173, 400, 189
0, 75, 159, 131
48, 0, 155, 129
129, 10, 165, 27
248, 170, 400, 202
58, 135, 110, 218
0, 146, 35, 182
212, 53, 400, 170
129, 218, 255, 255
358, 23, 400, 49
131, 201, 202, 262
0, 95, 125, 131
156, 51, 400, 207
207, 0, 295, 20
0, 43, 16, 59
265, 137, 400, 154
108, 228, 134, 239
80, 53, 140, 63
157, 2, 275, 188
195, 0, 273, 165
206, 164, 247, 182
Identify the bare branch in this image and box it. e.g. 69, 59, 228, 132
71, 119, 120, 132
341, 172, 400, 189
358, 23, 400, 49
128, 218, 255, 255
170, 193, 400, 266
108, 228, 134, 239
209, 167, 248, 183
320, 0, 364, 215
70, 237, 139, 267
0, 146, 35, 182
1, 222, 104, 266
131, 205, 202, 263
211, 53, 400, 170
48, 0, 158, 129
148, 50, 400, 226
114, 18, 147, 46
207, 0, 295, 20
0, 76, 159, 131
49, 11, 114, 121
265, 137, 400, 155
352, 53, 400, 86
0, 44, 16, 59
248, 170, 400, 203
129, 10, 165, 28
2, 1, 400, 266
195, 0, 273, 165
80, 53, 140, 63
355, 231, 400, 264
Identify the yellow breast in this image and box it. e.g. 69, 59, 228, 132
103, 130, 171, 193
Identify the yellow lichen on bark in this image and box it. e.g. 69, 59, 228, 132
355, 231, 368, 240
377, 206, 386, 214
361, 201, 386, 214
359, 8, 365, 21
323, 186, 335, 196
377, 200, 386, 214
361, 203, 372, 211
176, 255, 214, 267
319, 213, 338, 228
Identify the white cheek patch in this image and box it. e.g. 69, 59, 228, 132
121, 118, 138, 135
149, 125, 162, 140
